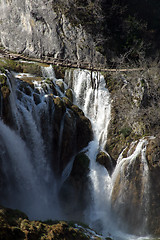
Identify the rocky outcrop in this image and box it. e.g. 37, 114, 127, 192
0, 0, 105, 65
0, 73, 12, 125
106, 69, 160, 161
96, 151, 116, 176
52, 97, 93, 175
106, 68, 160, 236
59, 152, 91, 220
146, 137, 160, 236
0, 205, 98, 240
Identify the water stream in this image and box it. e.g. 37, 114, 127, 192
66, 69, 152, 240
0, 65, 153, 239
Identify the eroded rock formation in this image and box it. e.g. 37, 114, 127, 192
0, 0, 105, 65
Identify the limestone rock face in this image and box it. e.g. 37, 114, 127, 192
106, 70, 160, 161
0, 0, 105, 65
146, 137, 160, 236
105, 68, 160, 236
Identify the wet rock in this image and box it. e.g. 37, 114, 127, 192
52, 100, 93, 175
96, 151, 116, 176
33, 93, 41, 105
0, 74, 12, 125
65, 88, 73, 102
56, 80, 64, 93
0, 206, 91, 240
62, 96, 73, 107
59, 152, 91, 220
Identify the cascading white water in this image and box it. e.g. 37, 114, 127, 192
0, 68, 64, 220
0, 65, 152, 239
68, 69, 151, 240
71, 70, 111, 147
68, 69, 114, 234
111, 139, 150, 234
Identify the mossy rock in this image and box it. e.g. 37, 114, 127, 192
96, 151, 116, 176
0, 206, 91, 240
65, 88, 73, 102
0, 74, 7, 85
71, 152, 90, 179
71, 104, 84, 117
0, 59, 42, 76
62, 96, 73, 107
1, 85, 10, 99
53, 97, 66, 111
0, 206, 28, 227
56, 80, 65, 93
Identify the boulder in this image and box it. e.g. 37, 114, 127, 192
71, 104, 93, 151
59, 152, 91, 220
65, 88, 73, 102
0, 206, 91, 240
96, 151, 116, 176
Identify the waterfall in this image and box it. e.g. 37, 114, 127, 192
0, 68, 64, 220
111, 138, 150, 235
67, 69, 151, 239
67, 69, 114, 234
70, 70, 111, 147
0, 64, 152, 239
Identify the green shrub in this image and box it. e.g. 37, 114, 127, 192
120, 126, 132, 138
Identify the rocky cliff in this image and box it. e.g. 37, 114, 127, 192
0, 0, 105, 65
105, 66, 160, 236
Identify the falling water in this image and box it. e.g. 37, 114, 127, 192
66, 69, 114, 233
66, 69, 151, 239
0, 68, 64, 220
111, 138, 150, 235
0, 65, 152, 239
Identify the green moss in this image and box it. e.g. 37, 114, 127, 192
71, 104, 84, 116
65, 88, 73, 102
0, 67, 6, 74
62, 97, 73, 107
53, 97, 65, 110
54, 65, 66, 79
56, 80, 64, 93
0, 59, 42, 76
120, 126, 132, 138
0, 74, 7, 85
71, 152, 90, 179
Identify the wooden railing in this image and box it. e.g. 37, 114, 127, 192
0, 48, 144, 73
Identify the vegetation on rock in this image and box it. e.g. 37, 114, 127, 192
0, 206, 93, 240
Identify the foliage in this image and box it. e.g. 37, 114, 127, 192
120, 126, 132, 138
52, 0, 160, 63
0, 59, 42, 76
